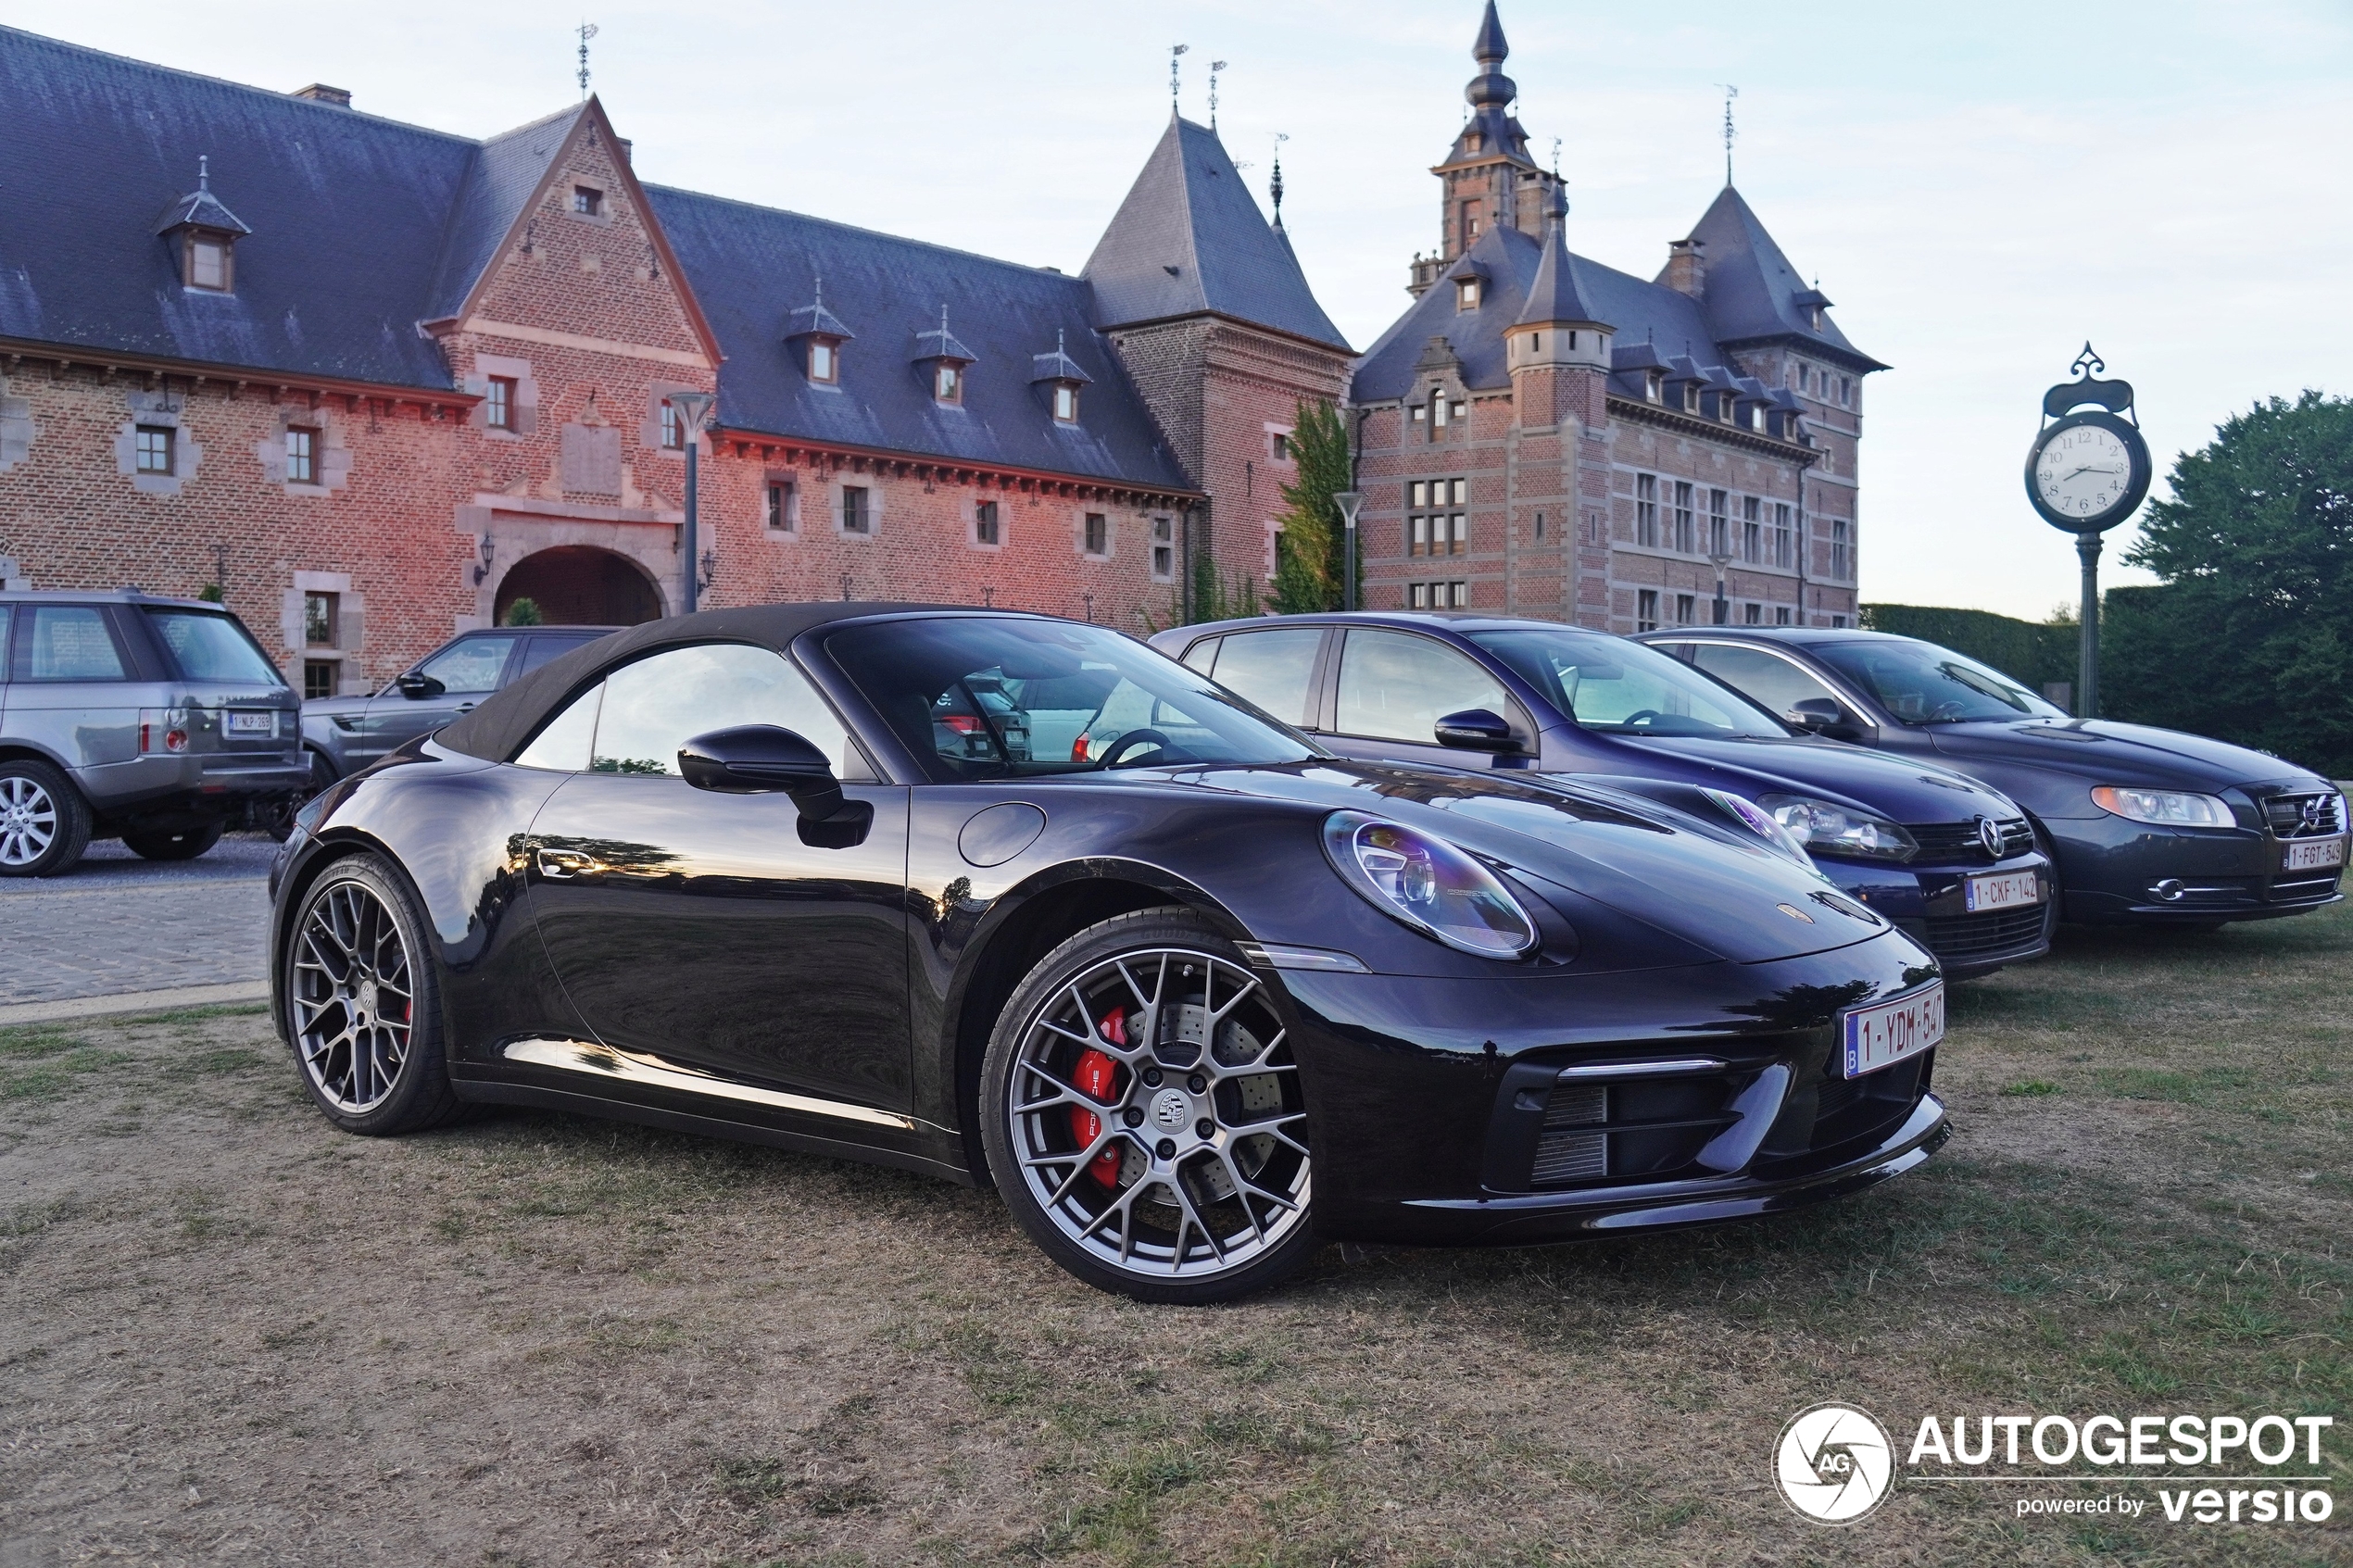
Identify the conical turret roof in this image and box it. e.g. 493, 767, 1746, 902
1513, 186, 1606, 330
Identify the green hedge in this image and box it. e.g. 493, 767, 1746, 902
1857, 604, 2076, 694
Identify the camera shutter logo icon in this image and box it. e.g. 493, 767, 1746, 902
1775, 1402, 1895, 1524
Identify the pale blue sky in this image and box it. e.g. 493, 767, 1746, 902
12, 0, 2349, 618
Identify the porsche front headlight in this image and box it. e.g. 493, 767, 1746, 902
1322, 811, 1537, 959
1758, 795, 1918, 862
1703, 788, 1820, 870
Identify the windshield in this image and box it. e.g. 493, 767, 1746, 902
1815, 639, 2066, 724
826, 617, 1318, 782
145, 608, 286, 686
1468, 628, 1787, 739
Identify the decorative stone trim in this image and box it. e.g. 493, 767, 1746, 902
114, 388, 202, 497
253, 403, 351, 495
0, 379, 34, 473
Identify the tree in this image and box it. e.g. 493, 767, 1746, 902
501, 596, 545, 626
1266, 399, 1356, 614
2106, 391, 2353, 775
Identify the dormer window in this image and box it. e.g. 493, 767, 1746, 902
157, 157, 251, 296
935, 363, 962, 404
1749, 405, 1764, 432
1456, 279, 1480, 311
573, 185, 603, 217
786, 282, 855, 386
1682, 383, 1700, 413
1029, 331, 1091, 428
809, 340, 838, 383
1644, 371, 1664, 403
912, 306, 977, 409
1052, 383, 1079, 422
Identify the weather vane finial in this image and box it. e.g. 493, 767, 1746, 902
1209, 60, 1229, 128
1170, 44, 1189, 113
1717, 83, 1739, 185
575, 20, 598, 101
1270, 132, 1288, 221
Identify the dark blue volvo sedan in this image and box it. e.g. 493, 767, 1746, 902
1150, 613, 2055, 979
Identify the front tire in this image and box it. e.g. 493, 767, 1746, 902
980, 909, 1317, 1303
123, 821, 224, 861
283, 854, 460, 1135
0, 759, 92, 877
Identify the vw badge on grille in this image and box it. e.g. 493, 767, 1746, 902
1975, 815, 2005, 858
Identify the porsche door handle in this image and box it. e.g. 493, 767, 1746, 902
535, 848, 595, 879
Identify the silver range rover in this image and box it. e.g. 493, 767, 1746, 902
0, 590, 307, 875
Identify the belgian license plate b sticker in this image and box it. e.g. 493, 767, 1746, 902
1964, 870, 2043, 911
2283, 837, 2346, 872
1843, 984, 1945, 1078
227, 711, 274, 734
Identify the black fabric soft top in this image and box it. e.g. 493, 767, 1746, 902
434, 601, 991, 763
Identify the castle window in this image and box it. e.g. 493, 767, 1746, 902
285, 426, 318, 484
1672, 482, 1694, 553
1084, 512, 1109, 557
1774, 503, 1793, 568
1410, 404, 1426, 424
935, 363, 962, 404
1839, 376, 1854, 408
1456, 279, 1480, 311
1449, 478, 1467, 506
1743, 496, 1762, 563
1637, 589, 1659, 633
1450, 400, 1466, 422
1682, 383, 1700, 413
1776, 605, 1793, 625
304, 591, 339, 648
134, 425, 174, 475
1645, 371, 1664, 403
1676, 593, 1696, 626
1053, 383, 1079, 422
975, 500, 1000, 546
809, 340, 838, 383
1151, 516, 1176, 581
765, 480, 796, 533
1708, 490, 1730, 557
1272, 431, 1292, 462
1409, 583, 1428, 609
1636, 473, 1658, 547
1744, 602, 1763, 625
1831, 519, 1852, 579
841, 485, 871, 533
1408, 480, 1428, 508
660, 399, 683, 449
1448, 581, 1467, 608
572, 185, 603, 217
187, 234, 232, 292
1460, 201, 1482, 245
1431, 390, 1450, 430
1409, 515, 1428, 557
304, 661, 338, 700
1445, 513, 1466, 556
1749, 405, 1764, 431
485, 377, 516, 430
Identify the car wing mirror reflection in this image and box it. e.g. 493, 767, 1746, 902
396, 671, 446, 699
677, 724, 873, 847
1784, 697, 1861, 738
1434, 708, 1521, 753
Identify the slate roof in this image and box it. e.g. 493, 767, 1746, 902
1680, 185, 1885, 370
1082, 114, 1349, 351
0, 24, 474, 389
644, 187, 1193, 492
1353, 222, 1718, 401
1513, 190, 1604, 329
423, 105, 587, 322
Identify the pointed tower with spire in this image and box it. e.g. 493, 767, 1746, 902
1410, 2, 1559, 297
1504, 181, 1613, 430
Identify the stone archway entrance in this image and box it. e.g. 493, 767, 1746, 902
495, 546, 662, 627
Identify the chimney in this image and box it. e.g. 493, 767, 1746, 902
292, 83, 352, 107
1665, 238, 1706, 296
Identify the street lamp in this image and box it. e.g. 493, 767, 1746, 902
1331, 491, 1365, 611
1707, 540, 1735, 624
670, 390, 716, 616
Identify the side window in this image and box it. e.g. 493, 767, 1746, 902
589, 643, 857, 778
417, 635, 519, 695
514, 634, 598, 680
1688, 644, 1839, 721
1178, 636, 1219, 675
19, 606, 129, 681
0, 607, 11, 680
1207, 628, 1324, 727
1334, 630, 1510, 744
514, 683, 604, 771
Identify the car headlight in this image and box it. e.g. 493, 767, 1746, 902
1322, 811, 1537, 959
1702, 788, 1819, 870
1758, 795, 1918, 862
2091, 785, 2234, 827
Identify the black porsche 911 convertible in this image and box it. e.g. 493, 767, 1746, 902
269, 604, 1950, 1301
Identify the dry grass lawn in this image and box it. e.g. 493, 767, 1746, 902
2, 906, 2347, 1566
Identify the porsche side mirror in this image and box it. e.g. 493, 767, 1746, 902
1785, 697, 1862, 739
1434, 708, 1521, 752
396, 671, 446, 699
677, 725, 872, 846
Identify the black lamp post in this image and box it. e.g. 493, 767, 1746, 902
1332, 490, 1364, 611
1708, 541, 1735, 624
670, 390, 716, 616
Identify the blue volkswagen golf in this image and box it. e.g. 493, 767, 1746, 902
1149, 613, 2055, 979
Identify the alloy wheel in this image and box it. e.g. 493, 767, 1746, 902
291, 879, 417, 1113
1008, 946, 1310, 1281
0, 775, 57, 868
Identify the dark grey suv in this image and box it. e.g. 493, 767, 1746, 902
299, 625, 617, 785
0, 590, 306, 874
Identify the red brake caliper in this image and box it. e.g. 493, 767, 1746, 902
1069, 1012, 1127, 1186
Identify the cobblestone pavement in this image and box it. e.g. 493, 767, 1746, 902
0, 835, 277, 1005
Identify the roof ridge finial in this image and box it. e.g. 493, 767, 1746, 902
1170, 44, 1189, 116
1269, 132, 1289, 226
1209, 59, 1227, 130
575, 20, 598, 102
1717, 83, 1739, 186
1473, 0, 1508, 67
1057, 327, 1066, 353
197, 154, 209, 192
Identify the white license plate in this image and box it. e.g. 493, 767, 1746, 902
1964, 869, 2043, 911
226, 711, 276, 735
2283, 837, 2346, 872
1842, 984, 1945, 1078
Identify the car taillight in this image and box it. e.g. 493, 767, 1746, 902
1071, 733, 1091, 763
941, 714, 986, 735
139, 709, 192, 754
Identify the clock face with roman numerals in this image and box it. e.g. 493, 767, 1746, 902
2024, 410, 2150, 533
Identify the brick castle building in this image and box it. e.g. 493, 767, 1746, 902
0, 3, 1871, 694
1353, 4, 1881, 633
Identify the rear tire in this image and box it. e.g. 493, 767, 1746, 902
0, 759, 92, 877
123, 822, 224, 861
283, 853, 461, 1135
980, 907, 1318, 1304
